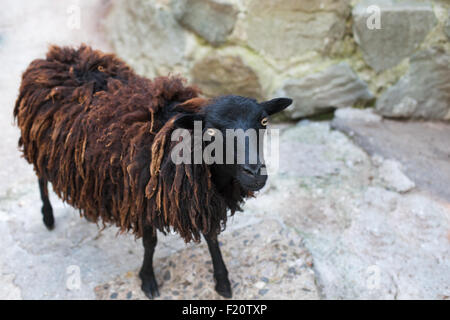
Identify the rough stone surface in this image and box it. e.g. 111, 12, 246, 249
331, 117, 450, 202
103, 0, 450, 120
277, 63, 374, 119
191, 53, 264, 100
445, 12, 450, 40
377, 159, 415, 193
353, 0, 438, 72
0, 274, 22, 299
334, 108, 382, 123
106, 0, 187, 77
376, 47, 450, 119
95, 220, 319, 300
172, 0, 238, 46
247, 122, 450, 299
242, 0, 351, 60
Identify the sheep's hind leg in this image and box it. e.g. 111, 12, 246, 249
203, 232, 232, 298
139, 225, 160, 299
38, 178, 54, 230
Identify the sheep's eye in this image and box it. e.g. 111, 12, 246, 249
206, 128, 216, 136
261, 117, 269, 126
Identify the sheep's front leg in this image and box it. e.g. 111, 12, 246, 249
203, 232, 232, 298
139, 226, 160, 299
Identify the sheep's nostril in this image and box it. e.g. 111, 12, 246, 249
243, 167, 255, 176
242, 164, 262, 176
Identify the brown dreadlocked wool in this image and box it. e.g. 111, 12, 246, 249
14, 44, 250, 242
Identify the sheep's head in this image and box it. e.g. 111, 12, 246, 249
173, 95, 292, 192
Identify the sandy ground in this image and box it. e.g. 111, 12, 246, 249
0, 1, 449, 300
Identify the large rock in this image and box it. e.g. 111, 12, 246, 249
172, 0, 238, 46
105, 0, 187, 77
191, 53, 264, 100
277, 63, 374, 119
376, 47, 450, 119
241, 0, 351, 60
353, 0, 437, 72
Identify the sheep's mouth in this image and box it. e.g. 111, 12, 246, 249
241, 181, 266, 192
236, 168, 267, 192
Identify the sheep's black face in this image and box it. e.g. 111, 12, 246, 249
174, 95, 292, 192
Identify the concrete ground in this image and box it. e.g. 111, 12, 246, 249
1, 1, 449, 300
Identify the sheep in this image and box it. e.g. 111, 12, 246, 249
14, 44, 292, 299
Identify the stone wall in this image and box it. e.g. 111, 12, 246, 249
105, 0, 450, 120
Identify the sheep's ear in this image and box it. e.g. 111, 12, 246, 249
173, 113, 204, 130
260, 98, 293, 115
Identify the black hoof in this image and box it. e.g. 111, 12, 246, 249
44, 220, 55, 230
42, 207, 54, 230
215, 277, 232, 298
140, 274, 160, 299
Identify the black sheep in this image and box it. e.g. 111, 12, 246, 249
14, 44, 292, 298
